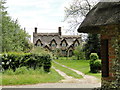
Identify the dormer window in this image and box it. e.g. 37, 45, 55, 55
51, 43, 56, 47
74, 42, 78, 47
74, 40, 79, 47
50, 39, 57, 48
62, 42, 66, 47
36, 39, 42, 46
61, 39, 67, 47
37, 41, 41, 46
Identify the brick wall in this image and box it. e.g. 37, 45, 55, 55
100, 28, 119, 88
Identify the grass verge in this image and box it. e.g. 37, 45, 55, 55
55, 58, 101, 79
2, 68, 63, 85
52, 61, 83, 79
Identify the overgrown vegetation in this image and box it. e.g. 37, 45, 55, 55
2, 67, 63, 85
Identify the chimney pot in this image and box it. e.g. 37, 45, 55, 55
58, 27, 62, 36
35, 27, 37, 33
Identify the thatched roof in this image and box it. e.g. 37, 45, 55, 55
33, 32, 81, 50
77, 2, 120, 33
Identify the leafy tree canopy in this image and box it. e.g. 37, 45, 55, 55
1, 0, 33, 52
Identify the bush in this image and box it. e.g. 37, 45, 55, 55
89, 53, 101, 73
90, 53, 99, 61
73, 45, 85, 60
94, 59, 101, 68
2, 48, 52, 73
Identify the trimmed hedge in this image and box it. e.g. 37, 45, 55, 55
89, 53, 101, 73
1, 52, 52, 72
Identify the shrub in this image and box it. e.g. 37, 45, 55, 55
89, 53, 101, 73
94, 59, 101, 68
2, 48, 52, 73
73, 45, 85, 60
90, 53, 99, 61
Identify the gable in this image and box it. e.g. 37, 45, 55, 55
60, 39, 68, 46
35, 39, 43, 46
73, 39, 80, 47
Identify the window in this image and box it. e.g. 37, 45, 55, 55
51, 41, 56, 47
37, 41, 41, 46
74, 41, 79, 47
62, 42, 66, 47
62, 50, 66, 55
62, 43, 66, 47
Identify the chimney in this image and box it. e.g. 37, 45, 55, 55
35, 27, 37, 33
58, 27, 62, 36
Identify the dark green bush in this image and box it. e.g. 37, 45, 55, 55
2, 49, 52, 73
89, 53, 101, 73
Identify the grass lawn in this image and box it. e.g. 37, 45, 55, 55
52, 62, 83, 79
54, 57, 101, 79
2, 68, 63, 85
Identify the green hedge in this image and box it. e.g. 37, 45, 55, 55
89, 53, 101, 73
1, 52, 52, 72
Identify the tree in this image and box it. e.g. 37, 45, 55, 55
64, 0, 97, 32
1, 0, 32, 52
73, 45, 85, 60
83, 34, 101, 59
64, 0, 100, 59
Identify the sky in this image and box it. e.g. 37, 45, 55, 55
5, 0, 73, 42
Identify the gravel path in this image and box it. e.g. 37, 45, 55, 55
53, 61, 100, 84
2, 61, 101, 88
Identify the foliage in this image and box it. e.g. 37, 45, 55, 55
51, 48, 61, 59
89, 53, 101, 73
84, 34, 101, 60
90, 53, 99, 61
2, 68, 63, 85
1, 0, 33, 52
14, 67, 29, 75
73, 45, 85, 60
31, 47, 51, 56
1, 51, 52, 72
64, 0, 100, 60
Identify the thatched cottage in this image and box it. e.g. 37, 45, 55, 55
33, 27, 82, 56
78, 2, 120, 89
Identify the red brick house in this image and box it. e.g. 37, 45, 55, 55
77, 2, 120, 89
33, 27, 82, 57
